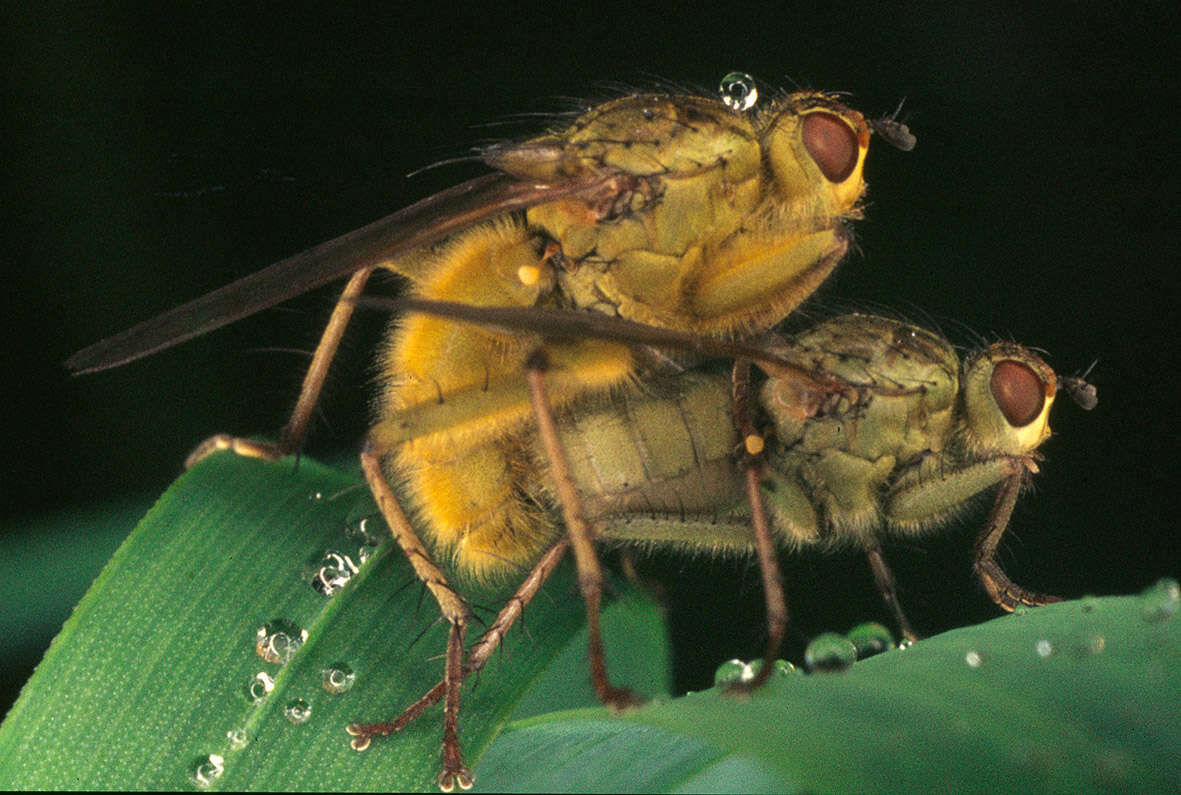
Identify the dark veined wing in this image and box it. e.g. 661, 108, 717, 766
66, 172, 616, 374
361, 296, 842, 385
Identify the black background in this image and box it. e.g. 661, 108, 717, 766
3, 4, 1176, 716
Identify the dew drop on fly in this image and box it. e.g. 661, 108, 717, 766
804, 633, 857, 673
1139, 578, 1180, 623
718, 71, 758, 111
845, 622, 896, 659
284, 698, 313, 725
189, 754, 225, 789
322, 663, 357, 695
255, 619, 308, 664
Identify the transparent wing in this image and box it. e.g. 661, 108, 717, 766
66, 172, 615, 374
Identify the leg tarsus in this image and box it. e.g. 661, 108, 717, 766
973, 466, 1062, 612
185, 433, 285, 468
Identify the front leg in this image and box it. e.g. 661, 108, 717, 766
972, 468, 1062, 611
887, 455, 1061, 612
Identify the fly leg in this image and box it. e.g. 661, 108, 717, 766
361, 540, 572, 738
347, 441, 474, 792
863, 538, 920, 643
186, 266, 377, 466
889, 455, 1062, 612
730, 358, 788, 692
973, 465, 1062, 611
525, 350, 639, 710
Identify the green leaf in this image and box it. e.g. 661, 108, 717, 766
478, 586, 1181, 792
3, 452, 1178, 792
0, 453, 670, 791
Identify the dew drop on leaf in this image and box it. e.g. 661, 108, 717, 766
245, 671, 275, 704
846, 622, 896, 659
322, 663, 357, 695
804, 632, 857, 673
226, 728, 249, 750
255, 619, 308, 664
1139, 578, 1180, 623
713, 658, 751, 686
284, 698, 312, 725
189, 754, 224, 789
310, 550, 359, 596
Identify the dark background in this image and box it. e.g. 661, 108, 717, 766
3, 4, 1176, 715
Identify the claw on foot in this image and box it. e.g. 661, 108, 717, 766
185, 433, 284, 468
602, 686, 643, 713
437, 767, 474, 792
345, 722, 393, 752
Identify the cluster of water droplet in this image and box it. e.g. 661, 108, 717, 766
311, 550, 362, 596
713, 657, 798, 686
712, 621, 900, 684
308, 516, 384, 597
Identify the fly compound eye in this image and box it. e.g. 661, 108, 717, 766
802, 112, 859, 183
990, 360, 1046, 427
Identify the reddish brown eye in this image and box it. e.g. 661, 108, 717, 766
802, 112, 859, 183
990, 360, 1046, 427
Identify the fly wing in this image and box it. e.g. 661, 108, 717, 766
66, 172, 614, 374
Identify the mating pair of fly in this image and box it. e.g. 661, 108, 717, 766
68, 72, 1096, 790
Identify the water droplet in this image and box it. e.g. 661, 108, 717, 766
309, 491, 324, 502
1139, 578, 1180, 623
1035, 638, 1054, 658
846, 622, 896, 659
189, 754, 225, 789
356, 544, 377, 565
226, 728, 249, 750
964, 650, 984, 668
770, 658, 799, 676
718, 71, 758, 111
322, 663, 357, 695
284, 698, 312, 725
245, 671, 276, 703
804, 632, 857, 673
347, 515, 386, 546
255, 619, 308, 664
897, 637, 914, 650
713, 658, 751, 686
311, 550, 360, 596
